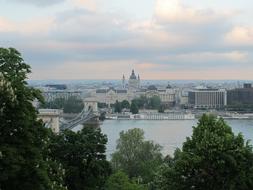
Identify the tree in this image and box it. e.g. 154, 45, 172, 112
132, 96, 148, 109
158, 105, 165, 113
98, 102, 108, 109
105, 171, 147, 190
41, 96, 84, 113
49, 126, 111, 190
114, 100, 122, 113
0, 48, 65, 190
111, 128, 163, 184
63, 96, 84, 113
121, 100, 130, 109
148, 96, 161, 110
155, 114, 253, 190
130, 101, 139, 114
43, 97, 65, 109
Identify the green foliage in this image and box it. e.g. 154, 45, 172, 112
49, 126, 111, 190
63, 96, 84, 113
132, 95, 162, 111
158, 105, 165, 113
99, 112, 106, 121
110, 100, 130, 113
0, 48, 65, 190
148, 96, 161, 110
105, 171, 147, 190
132, 96, 148, 109
98, 102, 108, 108
114, 100, 122, 113
121, 100, 130, 109
130, 101, 139, 114
41, 96, 84, 113
41, 97, 65, 109
111, 128, 163, 184
155, 114, 253, 190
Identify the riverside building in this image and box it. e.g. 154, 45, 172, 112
188, 88, 227, 109
42, 90, 82, 102
227, 83, 253, 106
123, 69, 140, 91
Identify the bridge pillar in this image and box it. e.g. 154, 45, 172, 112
38, 109, 61, 133
84, 98, 98, 112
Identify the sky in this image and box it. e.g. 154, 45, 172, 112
0, 0, 253, 80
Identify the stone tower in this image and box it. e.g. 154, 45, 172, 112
122, 74, 126, 89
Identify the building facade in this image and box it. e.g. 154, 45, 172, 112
188, 88, 227, 109
127, 70, 140, 90
43, 90, 82, 102
93, 70, 176, 107
137, 84, 176, 107
227, 83, 253, 105
94, 88, 135, 105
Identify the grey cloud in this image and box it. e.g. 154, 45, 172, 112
0, 5, 253, 79
49, 9, 131, 43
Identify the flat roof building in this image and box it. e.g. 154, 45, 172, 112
188, 88, 227, 109
227, 83, 253, 106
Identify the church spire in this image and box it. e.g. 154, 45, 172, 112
138, 74, 140, 88
122, 74, 125, 89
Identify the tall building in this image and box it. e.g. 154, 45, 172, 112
128, 70, 140, 91
227, 83, 253, 105
188, 88, 227, 109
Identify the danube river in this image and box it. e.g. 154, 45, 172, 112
99, 119, 253, 159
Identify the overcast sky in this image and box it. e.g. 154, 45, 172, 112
0, 0, 253, 80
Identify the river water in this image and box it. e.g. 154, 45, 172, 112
99, 119, 253, 159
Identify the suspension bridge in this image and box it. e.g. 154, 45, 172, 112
38, 98, 101, 133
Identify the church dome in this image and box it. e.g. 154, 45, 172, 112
129, 70, 137, 79
166, 84, 172, 89
147, 85, 157, 91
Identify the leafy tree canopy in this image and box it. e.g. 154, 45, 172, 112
41, 96, 84, 113
49, 126, 111, 190
130, 101, 139, 114
148, 95, 161, 110
0, 47, 65, 190
114, 100, 122, 113
111, 128, 163, 184
155, 114, 253, 190
131, 95, 162, 111
105, 171, 147, 190
121, 100, 130, 109
63, 96, 84, 113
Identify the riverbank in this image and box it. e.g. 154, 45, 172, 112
105, 111, 253, 121
106, 112, 195, 120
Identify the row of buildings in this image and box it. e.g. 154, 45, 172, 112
39, 70, 253, 110
189, 83, 253, 109
92, 70, 177, 107
93, 71, 253, 110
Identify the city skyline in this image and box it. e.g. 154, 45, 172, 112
0, 0, 253, 80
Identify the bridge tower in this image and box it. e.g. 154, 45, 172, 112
38, 109, 61, 133
84, 97, 98, 112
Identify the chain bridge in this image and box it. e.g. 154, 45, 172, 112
38, 98, 100, 133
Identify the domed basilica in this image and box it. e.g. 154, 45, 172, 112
122, 69, 140, 90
